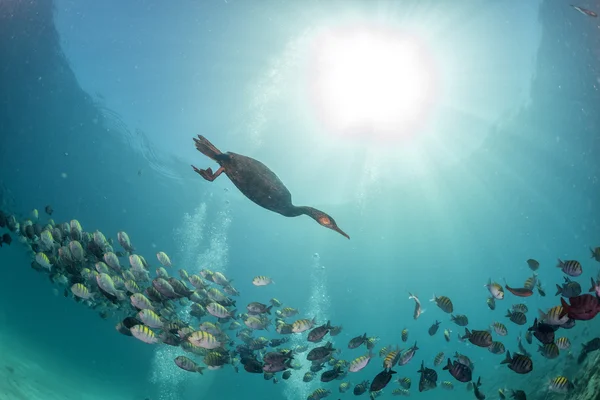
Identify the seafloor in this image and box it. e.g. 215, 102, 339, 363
0, 328, 136, 400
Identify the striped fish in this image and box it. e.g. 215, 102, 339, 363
500, 351, 533, 374
557, 259, 582, 277
462, 329, 492, 348
433, 352, 445, 366
339, 382, 351, 393
174, 356, 205, 374
125, 280, 141, 294
156, 251, 172, 267
486, 279, 505, 299
538, 343, 560, 359
539, 306, 569, 325
103, 252, 121, 272
137, 309, 164, 328
441, 381, 454, 390
549, 376, 574, 393
555, 337, 571, 350
130, 325, 159, 344
383, 347, 402, 369
512, 303, 529, 313
68, 240, 85, 262
117, 231, 134, 252
71, 283, 93, 300
397, 377, 411, 389
308, 388, 330, 400
94, 262, 110, 274
252, 275, 274, 286
292, 317, 316, 333
401, 328, 409, 342
129, 254, 144, 271
430, 295, 454, 313
35, 252, 52, 270
349, 351, 373, 372
207, 302, 236, 319
506, 310, 527, 325
488, 341, 505, 355
130, 293, 154, 311
70, 219, 82, 239
450, 314, 469, 326
491, 322, 508, 336
188, 330, 222, 349
39, 230, 54, 250
93, 230, 107, 249
523, 273, 538, 290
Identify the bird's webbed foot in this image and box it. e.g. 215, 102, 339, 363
191, 165, 224, 182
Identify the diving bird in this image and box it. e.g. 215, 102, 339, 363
191, 135, 349, 239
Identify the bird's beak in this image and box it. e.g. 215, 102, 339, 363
334, 226, 350, 239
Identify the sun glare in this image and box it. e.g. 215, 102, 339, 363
310, 27, 436, 138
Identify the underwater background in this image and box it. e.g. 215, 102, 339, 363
0, 1, 599, 399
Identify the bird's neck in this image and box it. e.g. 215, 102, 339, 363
288, 205, 317, 219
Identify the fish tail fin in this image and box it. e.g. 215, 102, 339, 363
500, 351, 512, 365
442, 358, 452, 370
429, 293, 436, 302
462, 328, 471, 340
230, 309, 237, 320
555, 284, 563, 296
266, 305, 273, 315
538, 309, 548, 321
556, 258, 563, 268
590, 278, 596, 292
559, 298, 570, 318
196, 366, 205, 374
193, 135, 224, 161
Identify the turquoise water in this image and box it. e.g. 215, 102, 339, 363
0, 1, 599, 399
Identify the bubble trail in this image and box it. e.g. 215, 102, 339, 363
285, 252, 332, 400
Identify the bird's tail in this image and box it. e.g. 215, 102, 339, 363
193, 135, 223, 161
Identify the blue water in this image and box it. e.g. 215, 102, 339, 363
0, 1, 599, 399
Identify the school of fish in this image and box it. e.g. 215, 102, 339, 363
2, 201, 600, 400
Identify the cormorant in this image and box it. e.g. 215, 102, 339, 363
191, 135, 349, 239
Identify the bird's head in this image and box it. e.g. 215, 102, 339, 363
311, 210, 350, 239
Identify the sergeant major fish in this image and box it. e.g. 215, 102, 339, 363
175, 356, 205, 374
430, 295, 453, 313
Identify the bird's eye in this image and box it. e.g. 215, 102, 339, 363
319, 216, 331, 225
